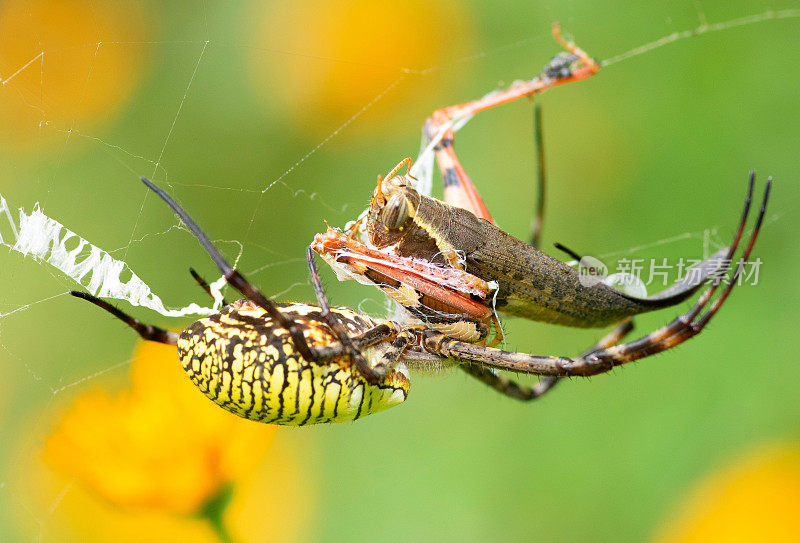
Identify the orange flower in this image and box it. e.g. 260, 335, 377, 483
653, 443, 800, 543
0, 0, 151, 149
43, 340, 277, 515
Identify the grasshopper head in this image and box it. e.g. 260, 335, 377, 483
366, 163, 421, 248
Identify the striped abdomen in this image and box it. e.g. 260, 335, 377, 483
177, 300, 409, 425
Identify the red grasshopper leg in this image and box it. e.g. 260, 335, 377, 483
424, 23, 600, 222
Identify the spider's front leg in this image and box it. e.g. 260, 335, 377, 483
140, 177, 377, 369
425, 23, 600, 224
140, 177, 318, 361
306, 245, 407, 384
426, 174, 771, 379
461, 318, 633, 401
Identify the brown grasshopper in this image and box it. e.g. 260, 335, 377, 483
315, 24, 723, 337
314, 160, 726, 341
310, 24, 767, 401
311, 161, 766, 400
361, 159, 727, 328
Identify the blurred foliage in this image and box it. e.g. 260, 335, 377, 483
1, 0, 799, 542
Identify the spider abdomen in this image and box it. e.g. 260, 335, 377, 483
177, 300, 409, 425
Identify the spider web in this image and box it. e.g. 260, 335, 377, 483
0, 1, 798, 541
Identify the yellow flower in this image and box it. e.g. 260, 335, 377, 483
6, 339, 316, 542
10, 420, 312, 543
653, 443, 800, 543
43, 339, 278, 515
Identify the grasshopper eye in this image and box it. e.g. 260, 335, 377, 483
384, 193, 410, 230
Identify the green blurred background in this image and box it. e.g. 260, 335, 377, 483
1, 0, 799, 541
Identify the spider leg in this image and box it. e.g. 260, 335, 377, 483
70, 291, 179, 346
427, 174, 771, 378
552, 242, 583, 262
189, 267, 228, 305
71, 286, 407, 367
372, 330, 416, 378
464, 228, 634, 399
460, 364, 551, 401
140, 177, 317, 363
579, 174, 771, 372
312, 322, 429, 381
306, 245, 384, 384
460, 318, 633, 400
529, 104, 546, 248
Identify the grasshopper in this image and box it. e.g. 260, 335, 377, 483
310, 168, 767, 403
313, 24, 725, 339
313, 161, 727, 344
309, 24, 764, 402
358, 159, 728, 329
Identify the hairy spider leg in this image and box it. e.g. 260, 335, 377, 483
70, 289, 407, 367
306, 246, 402, 383
140, 177, 397, 377
139, 177, 320, 362
462, 318, 634, 401
424, 173, 771, 377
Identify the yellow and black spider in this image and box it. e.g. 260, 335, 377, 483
72, 172, 769, 425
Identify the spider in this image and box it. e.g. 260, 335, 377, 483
72, 172, 770, 424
